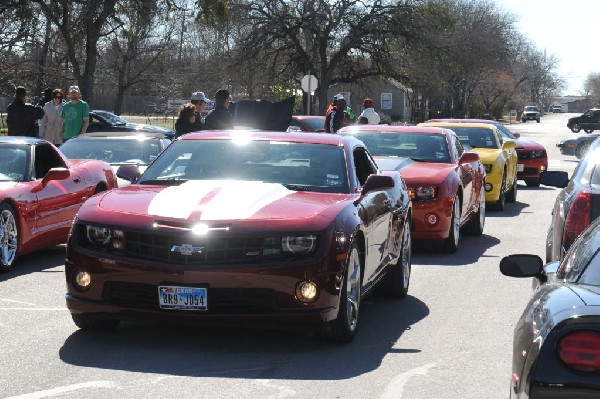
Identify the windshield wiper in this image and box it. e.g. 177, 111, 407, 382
138, 178, 187, 186
282, 184, 311, 191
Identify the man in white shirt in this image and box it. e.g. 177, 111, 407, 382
358, 97, 380, 125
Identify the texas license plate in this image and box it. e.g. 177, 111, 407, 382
158, 286, 207, 311
517, 164, 524, 172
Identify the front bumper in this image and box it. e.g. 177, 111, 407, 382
65, 248, 343, 327
516, 157, 548, 180
409, 196, 454, 240
556, 142, 575, 156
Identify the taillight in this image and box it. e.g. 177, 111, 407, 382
563, 190, 591, 250
558, 331, 600, 372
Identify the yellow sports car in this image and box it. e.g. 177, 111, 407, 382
419, 122, 517, 211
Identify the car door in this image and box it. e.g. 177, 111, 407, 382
33, 143, 86, 240
593, 110, 600, 130
353, 146, 394, 287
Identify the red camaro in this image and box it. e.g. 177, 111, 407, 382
0, 137, 116, 271
428, 119, 548, 187
339, 125, 486, 253
64, 131, 412, 342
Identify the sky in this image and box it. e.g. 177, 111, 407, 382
494, 0, 597, 96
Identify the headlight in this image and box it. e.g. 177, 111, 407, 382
282, 235, 317, 254
408, 186, 437, 201
84, 225, 125, 249
484, 164, 492, 173
530, 150, 545, 159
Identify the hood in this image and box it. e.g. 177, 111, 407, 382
375, 157, 453, 186
125, 123, 174, 134
96, 180, 347, 223
0, 181, 19, 191
513, 139, 545, 151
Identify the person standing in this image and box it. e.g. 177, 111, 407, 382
174, 103, 199, 138
190, 91, 208, 130
204, 89, 234, 130
324, 94, 346, 133
39, 88, 65, 146
358, 97, 381, 124
6, 86, 45, 136
37, 88, 53, 107
61, 85, 89, 142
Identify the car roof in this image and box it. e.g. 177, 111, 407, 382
179, 130, 361, 146
339, 125, 448, 135
73, 131, 168, 139
0, 136, 47, 145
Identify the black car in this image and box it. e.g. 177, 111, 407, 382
541, 137, 600, 262
556, 134, 600, 159
500, 217, 600, 399
87, 110, 175, 139
567, 108, 600, 133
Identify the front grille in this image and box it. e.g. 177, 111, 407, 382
78, 224, 315, 265
103, 282, 278, 314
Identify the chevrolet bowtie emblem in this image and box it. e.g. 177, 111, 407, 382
171, 244, 204, 256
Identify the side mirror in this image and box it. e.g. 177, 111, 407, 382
539, 170, 569, 188
503, 140, 517, 150
117, 164, 141, 183
32, 167, 71, 193
513, 132, 521, 139
499, 254, 545, 279
458, 151, 479, 165
361, 174, 395, 195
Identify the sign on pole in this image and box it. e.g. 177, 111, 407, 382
301, 74, 318, 115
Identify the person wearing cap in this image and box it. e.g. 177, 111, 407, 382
61, 85, 89, 141
204, 89, 234, 130
358, 97, 380, 125
6, 86, 45, 137
324, 93, 346, 133
190, 91, 208, 130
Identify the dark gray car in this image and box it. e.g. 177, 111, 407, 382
567, 108, 600, 133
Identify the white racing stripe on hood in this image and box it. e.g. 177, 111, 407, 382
200, 181, 291, 220
147, 180, 292, 220
148, 180, 219, 219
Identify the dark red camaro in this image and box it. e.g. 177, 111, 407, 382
0, 137, 116, 271
65, 131, 412, 342
339, 125, 486, 253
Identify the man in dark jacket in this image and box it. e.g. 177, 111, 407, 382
204, 89, 234, 130
324, 94, 346, 133
6, 86, 45, 137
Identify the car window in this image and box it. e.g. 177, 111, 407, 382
451, 127, 497, 149
60, 138, 163, 165
558, 219, 600, 283
0, 145, 30, 182
34, 143, 65, 178
578, 249, 600, 286
493, 123, 517, 140
94, 111, 127, 125
353, 146, 378, 186
348, 131, 451, 163
139, 139, 350, 193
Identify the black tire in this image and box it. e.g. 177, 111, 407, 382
521, 119, 526, 123
584, 129, 594, 133
570, 123, 581, 133
0, 202, 19, 272
464, 187, 485, 236
536, 119, 540, 123
575, 142, 591, 160
525, 178, 540, 187
442, 198, 460, 253
71, 313, 120, 330
380, 218, 411, 297
491, 172, 506, 211
506, 176, 517, 203
323, 243, 362, 343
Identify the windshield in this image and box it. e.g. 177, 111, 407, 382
60, 138, 162, 165
139, 139, 349, 193
303, 118, 325, 132
349, 130, 451, 163
450, 127, 498, 149
94, 111, 127, 125
524, 106, 539, 112
0, 145, 30, 182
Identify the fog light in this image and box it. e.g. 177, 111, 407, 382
425, 213, 438, 226
295, 281, 319, 303
541, 165, 546, 171
73, 270, 91, 292
485, 183, 493, 192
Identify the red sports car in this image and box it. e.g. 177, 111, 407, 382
427, 119, 548, 187
0, 136, 116, 271
64, 131, 412, 343
339, 125, 486, 253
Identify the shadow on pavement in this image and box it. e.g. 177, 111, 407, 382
0, 246, 65, 283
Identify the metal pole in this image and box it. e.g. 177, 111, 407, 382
307, 71, 311, 116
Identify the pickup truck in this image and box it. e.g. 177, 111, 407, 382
521, 105, 541, 123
